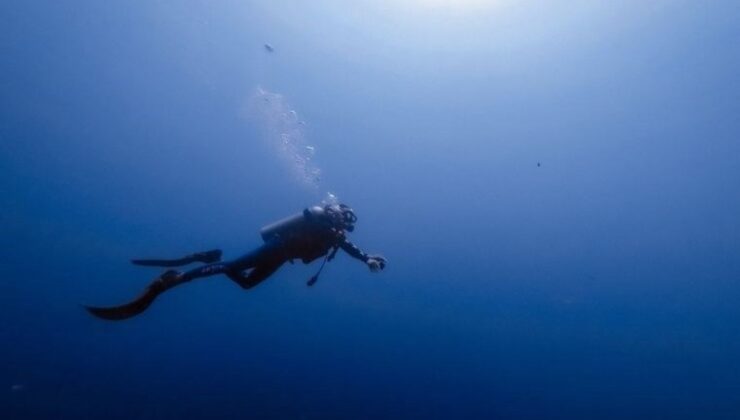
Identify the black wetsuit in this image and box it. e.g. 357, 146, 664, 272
85, 223, 372, 321
183, 227, 370, 289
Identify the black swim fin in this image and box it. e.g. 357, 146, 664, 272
84, 270, 182, 321
131, 249, 222, 267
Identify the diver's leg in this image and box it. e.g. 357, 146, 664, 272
224, 240, 285, 289
85, 257, 236, 321
86, 256, 243, 321
172, 243, 270, 282
178, 261, 231, 282
174, 239, 283, 282
85, 243, 282, 321
131, 249, 222, 267
226, 262, 284, 289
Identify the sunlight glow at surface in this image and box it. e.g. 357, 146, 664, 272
397, 0, 503, 14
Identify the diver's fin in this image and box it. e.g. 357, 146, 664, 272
195, 249, 223, 263
131, 249, 222, 267
84, 288, 159, 320
130, 259, 182, 267
84, 270, 182, 321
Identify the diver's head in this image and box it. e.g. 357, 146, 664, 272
324, 203, 357, 232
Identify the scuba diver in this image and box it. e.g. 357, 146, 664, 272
85, 203, 387, 321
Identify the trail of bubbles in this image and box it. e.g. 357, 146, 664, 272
248, 87, 321, 189
322, 192, 339, 207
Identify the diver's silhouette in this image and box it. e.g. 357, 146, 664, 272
85, 203, 386, 320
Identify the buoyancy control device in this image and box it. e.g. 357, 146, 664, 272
259, 206, 329, 243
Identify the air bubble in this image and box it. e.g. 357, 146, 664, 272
249, 87, 322, 189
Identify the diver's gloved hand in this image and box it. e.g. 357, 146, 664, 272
366, 255, 387, 272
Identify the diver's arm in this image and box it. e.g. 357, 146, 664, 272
339, 238, 369, 262
339, 238, 386, 272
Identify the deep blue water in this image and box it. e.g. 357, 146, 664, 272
2, 1, 740, 418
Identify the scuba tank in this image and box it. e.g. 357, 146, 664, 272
259, 203, 357, 286
260, 206, 328, 243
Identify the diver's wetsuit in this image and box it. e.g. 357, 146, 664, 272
182, 229, 370, 289
84, 217, 375, 321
